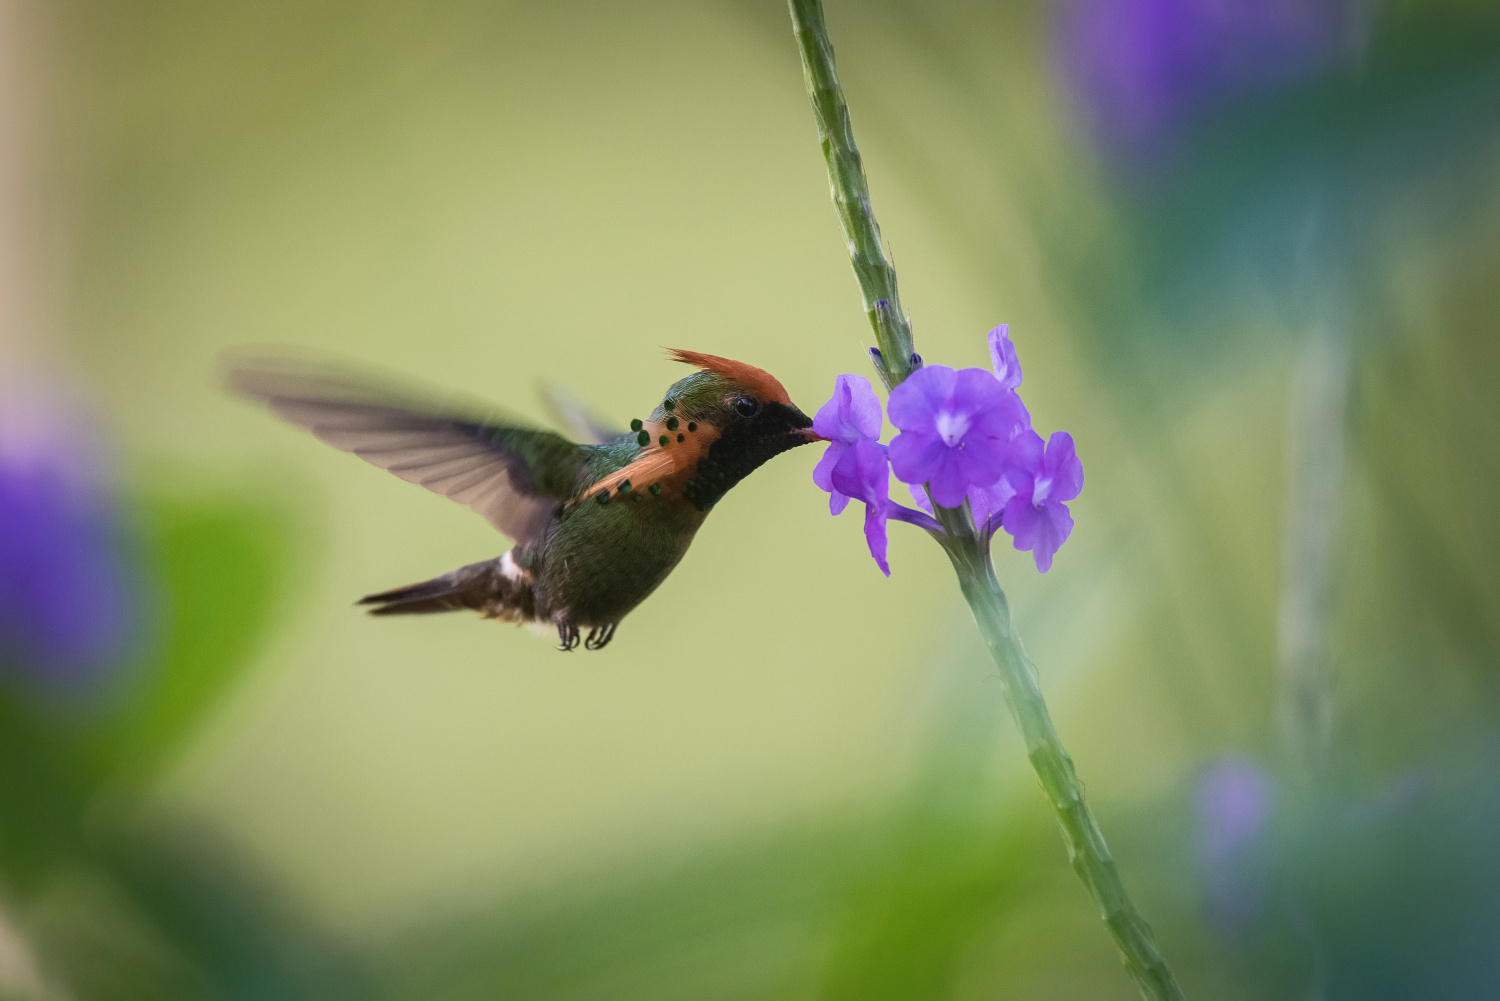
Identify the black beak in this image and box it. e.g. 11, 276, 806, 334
789, 407, 822, 443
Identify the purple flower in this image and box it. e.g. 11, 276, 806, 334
1055, 0, 1364, 161
812, 374, 883, 515
0, 390, 137, 691
809, 326, 1073, 574
888, 366, 1028, 509
905, 325, 1028, 525
829, 439, 892, 576
1001, 430, 1083, 572
811, 374, 947, 574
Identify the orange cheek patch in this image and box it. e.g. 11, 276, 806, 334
580, 417, 722, 504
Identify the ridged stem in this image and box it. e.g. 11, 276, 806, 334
936, 512, 1185, 1001
788, 3, 1186, 998
789, 0, 914, 390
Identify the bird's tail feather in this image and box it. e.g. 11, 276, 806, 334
359, 558, 522, 617
359, 578, 469, 615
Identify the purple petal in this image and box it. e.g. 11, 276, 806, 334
907, 483, 933, 516
949, 367, 1011, 425
892, 421, 1011, 509
968, 478, 1017, 528
813, 373, 883, 444
1000, 498, 1045, 567
887, 430, 947, 486
971, 389, 1031, 442
826, 440, 893, 575
1036, 503, 1075, 572
1043, 431, 1084, 502
987, 324, 1022, 391
887, 365, 957, 432
947, 436, 1010, 492
811, 441, 845, 493
829, 439, 890, 508
1004, 429, 1047, 498
812, 441, 852, 514
926, 454, 974, 509
1003, 496, 1075, 573
862, 501, 890, 576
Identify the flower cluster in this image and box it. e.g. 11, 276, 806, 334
811, 325, 1083, 574
0, 386, 138, 692
1056, 0, 1364, 163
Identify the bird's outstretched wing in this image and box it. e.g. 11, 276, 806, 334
226, 353, 589, 546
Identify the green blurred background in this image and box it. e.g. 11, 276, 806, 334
3, 0, 1500, 997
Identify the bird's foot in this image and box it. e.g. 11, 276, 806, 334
583, 623, 617, 651
556, 620, 580, 651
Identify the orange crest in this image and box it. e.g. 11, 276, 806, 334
667, 349, 793, 406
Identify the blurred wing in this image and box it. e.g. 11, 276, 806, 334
537, 381, 623, 447
227, 355, 588, 545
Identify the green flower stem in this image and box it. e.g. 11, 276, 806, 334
789, 0, 914, 391
935, 511, 1185, 1001
787, 2, 1186, 998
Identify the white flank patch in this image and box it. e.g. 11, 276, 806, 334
498, 550, 526, 582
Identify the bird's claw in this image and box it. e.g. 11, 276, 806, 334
583, 623, 617, 651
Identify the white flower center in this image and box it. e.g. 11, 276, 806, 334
934, 409, 971, 446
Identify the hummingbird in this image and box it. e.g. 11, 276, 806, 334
228, 350, 821, 650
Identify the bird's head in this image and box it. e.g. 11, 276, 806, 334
659, 350, 820, 510
659, 348, 818, 441
581, 350, 822, 511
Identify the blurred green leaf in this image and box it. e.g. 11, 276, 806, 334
87, 492, 295, 784
0, 699, 94, 891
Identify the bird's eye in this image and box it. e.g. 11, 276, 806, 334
733, 396, 760, 418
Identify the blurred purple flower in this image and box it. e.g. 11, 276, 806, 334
1197, 758, 1273, 863
1195, 758, 1274, 937
812, 373, 884, 515
1001, 430, 1083, 573
0, 389, 137, 691
1056, 0, 1365, 160
888, 366, 1028, 508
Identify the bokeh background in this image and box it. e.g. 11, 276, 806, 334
3, 0, 1500, 997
